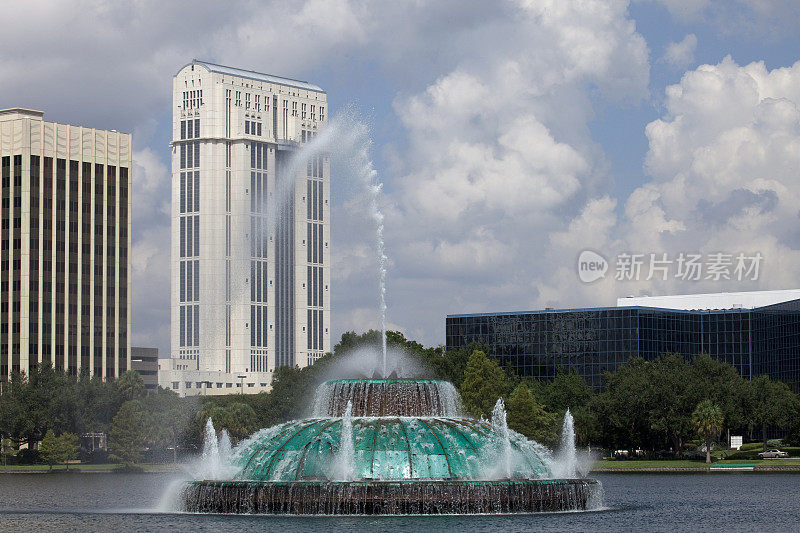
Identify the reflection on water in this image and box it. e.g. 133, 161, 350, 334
1, 473, 799, 532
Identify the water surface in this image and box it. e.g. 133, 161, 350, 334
0, 472, 797, 532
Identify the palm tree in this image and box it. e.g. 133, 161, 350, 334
692, 400, 724, 464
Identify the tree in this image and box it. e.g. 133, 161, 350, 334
39, 430, 76, 471
544, 370, 593, 412
751, 375, 799, 451
109, 401, 145, 467
460, 350, 510, 418
117, 370, 146, 402
591, 358, 655, 452
648, 354, 695, 456
202, 403, 258, 442
692, 400, 724, 464
505, 382, 558, 446
689, 354, 750, 433
1, 437, 17, 468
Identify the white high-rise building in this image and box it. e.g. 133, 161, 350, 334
159, 61, 331, 396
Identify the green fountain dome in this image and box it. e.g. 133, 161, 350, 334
230, 416, 551, 482
182, 378, 600, 515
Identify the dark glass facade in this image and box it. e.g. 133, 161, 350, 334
446, 300, 800, 392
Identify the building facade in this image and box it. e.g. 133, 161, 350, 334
159, 61, 330, 396
0, 108, 131, 381
446, 290, 800, 391
131, 346, 158, 392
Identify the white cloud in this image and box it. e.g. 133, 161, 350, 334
618, 56, 800, 295
662, 34, 697, 69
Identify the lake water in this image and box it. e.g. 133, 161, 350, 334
0, 472, 798, 532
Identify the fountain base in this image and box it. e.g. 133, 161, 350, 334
181, 478, 600, 515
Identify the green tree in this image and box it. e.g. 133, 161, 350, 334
648, 354, 695, 456
1, 438, 17, 468
591, 358, 654, 452
505, 382, 558, 446
117, 370, 146, 402
751, 375, 799, 451
692, 400, 724, 464
544, 370, 593, 412
109, 401, 145, 467
203, 403, 258, 442
689, 354, 750, 433
460, 350, 509, 418
39, 430, 60, 471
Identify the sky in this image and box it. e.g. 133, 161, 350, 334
1, 0, 799, 355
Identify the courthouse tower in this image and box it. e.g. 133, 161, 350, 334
0, 108, 131, 381
160, 61, 330, 396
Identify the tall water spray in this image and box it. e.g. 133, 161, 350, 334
330, 400, 355, 481
555, 409, 578, 478
193, 418, 237, 480
265, 111, 388, 375
491, 398, 513, 479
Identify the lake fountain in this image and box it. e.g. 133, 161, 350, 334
180, 378, 600, 514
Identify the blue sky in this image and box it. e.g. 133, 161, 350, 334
1, 0, 799, 355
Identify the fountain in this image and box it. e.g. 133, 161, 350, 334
180, 379, 600, 514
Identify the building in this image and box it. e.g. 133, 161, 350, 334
446, 290, 800, 391
0, 108, 131, 381
131, 346, 158, 392
158, 60, 330, 396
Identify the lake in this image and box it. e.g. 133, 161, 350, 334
0, 472, 798, 532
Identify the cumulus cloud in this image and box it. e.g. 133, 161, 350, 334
662, 34, 697, 69
617, 56, 800, 295
360, 0, 650, 343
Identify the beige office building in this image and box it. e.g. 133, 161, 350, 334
159, 61, 331, 396
0, 108, 132, 380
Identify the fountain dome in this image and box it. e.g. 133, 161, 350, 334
181, 378, 600, 514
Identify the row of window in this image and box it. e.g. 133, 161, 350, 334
250, 142, 268, 170
250, 260, 267, 303
179, 215, 200, 258
179, 304, 199, 347
307, 265, 324, 308
250, 352, 268, 372
306, 222, 324, 264
250, 304, 268, 347
306, 179, 324, 222
307, 308, 324, 351
250, 171, 267, 212
179, 141, 200, 169
182, 90, 203, 110
180, 119, 200, 140
179, 171, 199, 213
179, 259, 199, 303
245, 120, 262, 136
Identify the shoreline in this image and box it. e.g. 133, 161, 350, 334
3, 464, 800, 474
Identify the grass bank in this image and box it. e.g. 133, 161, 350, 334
0, 463, 183, 474
592, 458, 800, 472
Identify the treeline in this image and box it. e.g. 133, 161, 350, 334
1, 329, 799, 467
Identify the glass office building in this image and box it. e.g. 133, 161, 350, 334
446, 299, 800, 391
